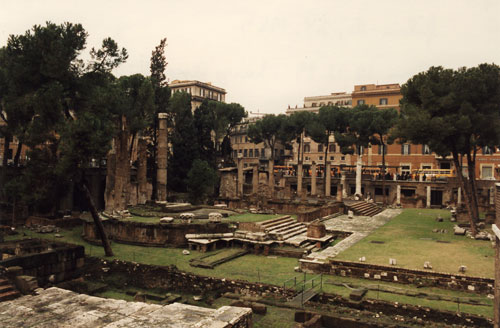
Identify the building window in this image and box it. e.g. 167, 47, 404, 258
330, 156, 334, 161
245, 136, 248, 143
421, 164, 432, 169
318, 144, 323, 152
249, 149, 253, 157
329, 144, 336, 152
401, 144, 411, 155
243, 149, 248, 157
304, 143, 311, 153
357, 99, 365, 105
319, 156, 323, 161
400, 164, 411, 174
360, 86, 367, 91
379, 98, 388, 105
305, 156, 310, 161
341, 156, 345, 161
255, 149, 259, 158
311, 103, 317, 107
422, 144, 431, 155
481, 165, 493, 179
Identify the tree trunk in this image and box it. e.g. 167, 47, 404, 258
129, 132, 136, 160
81, 181, 114, 257
452, 151, 478, 235
13, 142, 23, 167
2, 134, 11, 167
467, 150, 480, 226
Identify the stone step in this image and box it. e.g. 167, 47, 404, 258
0, 279, 10, 286
0, 284, 14, 294
264, 219, 297, 232
282, 227, 308, 240
278, 224, 307, 236
0, 290, 20, 302
259, 216, 292, 229
268, 222, 304, 234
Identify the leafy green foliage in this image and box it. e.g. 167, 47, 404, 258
187, 159, 217, 204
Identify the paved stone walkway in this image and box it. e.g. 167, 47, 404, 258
306, 208, 402, 262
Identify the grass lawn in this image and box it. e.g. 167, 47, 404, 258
335, 209, 495, 278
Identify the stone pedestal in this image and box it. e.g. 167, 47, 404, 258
307, 220, 326, 238
157, 113, 168, 202
311, 162, 317, 196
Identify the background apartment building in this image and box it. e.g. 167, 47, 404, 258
170, 80, 226, 111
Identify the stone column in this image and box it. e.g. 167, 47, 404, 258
252, 164, 259, 195
341, 171, 347, 198
311, 161, 317, 196
237, 157, 244, 197
457, 187, 462, 205
396, 185, 401, 206
426, 186, 431, 208
157, 113, 168, 202
355, 155, 362, 196
268, 159, 274, 198
325, 162, 331, 197
137, 138, 148, 204
297, 163, 303, 196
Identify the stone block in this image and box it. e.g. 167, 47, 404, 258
208, 212, 223, 223
389, 258, 397, 265
15, 275, 38, 294
349, 288, 367, 301
306, 220, 326, 238
454, 226, 466, 235
424, 261, 432, 270
160, 217, 174, 224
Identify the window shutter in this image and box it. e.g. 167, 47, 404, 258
408, 145, 411, 155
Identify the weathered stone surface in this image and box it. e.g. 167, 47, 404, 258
14, 275, 38, 294
160, 217, 174, 224
208, 212, 223, 223
349, 288, 367, 301
0, 287, 252, 327
454, 226, 466, 235
306, 220, 326, 238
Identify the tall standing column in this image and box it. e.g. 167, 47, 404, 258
457, 187, 462, 205
355, 155, 362, 196
311, 162, 317, 196
341, 171, 347, 198
268, 159, 274, 198
252, 164, 259, 195
137, 138, 148, 204
297, 163, 303, 196
237, 157, 244, 197
157, 113, 168, 202
396, 185, 401, 206
325, 162, 331, 197
426, 186, 431, 208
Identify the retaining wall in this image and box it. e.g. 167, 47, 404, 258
300, 259, 494, 295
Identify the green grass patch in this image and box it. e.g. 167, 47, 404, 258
335, 209, 495, 278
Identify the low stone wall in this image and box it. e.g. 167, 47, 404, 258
297, 204, 342, 222
83, 220, 234, 247
0, 239, 84, 285
25, 216, 83, 229
309, 294, 492, 327
84, 257, 296, 299
300, 259, 494, 295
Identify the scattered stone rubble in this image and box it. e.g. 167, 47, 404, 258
25, 224, 59, 234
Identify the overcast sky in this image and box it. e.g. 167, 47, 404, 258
1, 0, 500, 115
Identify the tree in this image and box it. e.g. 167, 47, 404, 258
194, 100, 216, 168
167, 91, 198, 192
247, 114, 289, 160
149, 38, 170, 200
187, 159, 218, 204
213, 101, 246, 165
288, 111, 314, 165
307, 106, 350, 185
0, 22, 130, 256
394, 64, 500, 235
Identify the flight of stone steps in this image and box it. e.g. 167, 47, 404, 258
0, 278, 20, 302
256, 216, 308, 241
345, 201, 383, 217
